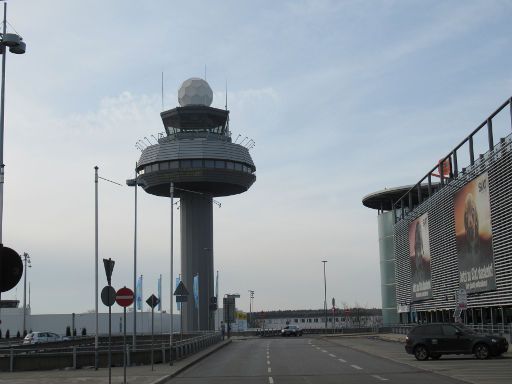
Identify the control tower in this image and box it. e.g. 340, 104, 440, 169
135, 78, 256, 331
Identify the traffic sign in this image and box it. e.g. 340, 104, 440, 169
103, 258, 115, 285
146, 294, 160, 309
116, 287, 134, 307
176, 295, 188, 303
101, 285, 116, 307
173, 281, 189, 296
457, 288, 467, 310
0, 245, 23, 292
223, 296, 235, 322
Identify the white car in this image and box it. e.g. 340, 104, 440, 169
23, 332, 68, 344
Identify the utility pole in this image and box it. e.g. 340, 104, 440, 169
322, 261, 327, 329
22, 252, 31, 335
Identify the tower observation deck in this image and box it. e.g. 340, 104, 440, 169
135, 78, 256, 331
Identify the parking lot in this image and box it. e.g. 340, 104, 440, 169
326, 334, 512, 384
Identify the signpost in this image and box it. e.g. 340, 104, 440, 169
101, 258, 115, 384
146, 294, 160, 371
116, 287, 134, 384
174, 281, 189, 338
223, 295, 238, 338
455, 288, 467, 323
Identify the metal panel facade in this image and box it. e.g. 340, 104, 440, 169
394, 136, 512, 311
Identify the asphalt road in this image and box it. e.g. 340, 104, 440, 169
171, 336, 467, 383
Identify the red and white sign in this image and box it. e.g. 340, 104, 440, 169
116, 287, 134, 307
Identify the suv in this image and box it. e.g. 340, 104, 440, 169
23, 332, 68, 345
405, 323, 508, 360
281, 325, 303, 337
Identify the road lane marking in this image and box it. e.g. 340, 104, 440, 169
267, 360, 271, 365
321, 350, 328, 353
338, 358, 346, 363
350, 364, 363, 370
371, 375, 388, 381
328, 353, 336, 357
269, 377, 274, 384
268, 367, 271, 373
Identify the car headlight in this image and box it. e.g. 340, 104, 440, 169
491, 338, 497, 343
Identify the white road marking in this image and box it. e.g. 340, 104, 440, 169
328, 353, 336, 357
321, 350, 328, 353
371, 375, 388, 381
267, 360, 271, 365
338, 358, 346, 363
268, 367, 272, 373
269, 377, 274, 384
351, 364, 363, 370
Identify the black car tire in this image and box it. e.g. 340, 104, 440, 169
430, 353, 442, 360
474, 343, 490, 360
414, 345, 429, 361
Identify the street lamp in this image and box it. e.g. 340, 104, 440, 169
0, 1, 26, 244
22, 252, 31, 335
94, 166, 122, 369
322, 260, 327, 329
126, 167, 146, 351
248, 290, 254, 328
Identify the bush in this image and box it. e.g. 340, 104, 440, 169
73, 328, 77, 336
16, 331, 20, 338
82, 328, 87, 336
66, 326, 71, 337
23, 330, 27, 337
0, 329, 2, 339
5, 330, 10, 339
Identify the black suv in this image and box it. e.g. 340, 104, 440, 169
405, 323, 508, 360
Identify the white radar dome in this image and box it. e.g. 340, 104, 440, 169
178, 78, 213, 107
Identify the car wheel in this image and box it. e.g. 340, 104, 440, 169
414, 345, 429, 361
430, 353, 442, 360
474, 343, 490, 360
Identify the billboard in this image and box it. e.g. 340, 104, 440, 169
409, 212, 432, 301
454, 172, 495, 293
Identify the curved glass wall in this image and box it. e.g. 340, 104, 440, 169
378, 211, 399, 325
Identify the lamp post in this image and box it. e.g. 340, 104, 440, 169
322, 260, 327, 329
248, 290, 254, 328
0, 1, 26, 247
94, 167, 121, 369
126, 166, 140, 350
169, 181, 174, 365
22, 252, 31, 335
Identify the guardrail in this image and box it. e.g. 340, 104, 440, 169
0, 332, 221, 372
257, 326, 380, 337
388, 323, 512, 337
392, 96, 512, 222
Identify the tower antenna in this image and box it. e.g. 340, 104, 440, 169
161, 72, 164, 111
225, 80, 228, 110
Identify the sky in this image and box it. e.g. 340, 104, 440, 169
2, 0, 512, 315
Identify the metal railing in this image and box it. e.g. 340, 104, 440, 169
393, 97, 512, 222
0, 332, 221, 372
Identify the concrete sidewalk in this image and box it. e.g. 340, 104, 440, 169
0, 340, 232, 384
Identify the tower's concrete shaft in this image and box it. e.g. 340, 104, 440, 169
180, 192, 214, 331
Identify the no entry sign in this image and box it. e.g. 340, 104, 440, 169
116, 287, 134, 307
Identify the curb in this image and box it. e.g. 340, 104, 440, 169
151, 339, 232, 384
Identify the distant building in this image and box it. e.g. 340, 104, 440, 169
252, 308, 382, 329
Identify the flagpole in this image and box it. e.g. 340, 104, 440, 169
159, 274, 163, 346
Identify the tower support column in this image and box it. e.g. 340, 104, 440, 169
180, 192, 214, 332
